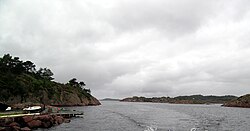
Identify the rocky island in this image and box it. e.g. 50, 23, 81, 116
121, 95, 237, 104
223, 94, 250, 108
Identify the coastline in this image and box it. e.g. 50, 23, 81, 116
120, 95, 237, 105
120, 94, 250, 108
0, 113, 72, 131
0, 105, 86, 131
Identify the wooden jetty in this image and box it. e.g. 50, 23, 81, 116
0, 110, 84, 125
0, 110, 84, 130
53, 110, 84, 118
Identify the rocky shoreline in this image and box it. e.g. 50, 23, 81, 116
122, 94, 250, 108
0, 97, 100, 131
223, 94, 250, 108
121, 95, 237, 104
0, 114, 71, 131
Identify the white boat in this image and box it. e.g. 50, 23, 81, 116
5, 107, 11, 111
23, 106, 41, 111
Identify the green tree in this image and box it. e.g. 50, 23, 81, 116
23, 61, 36, 73
69, 78, 78, 87
0, 54, 26, 74
84, 88, 91, 94
0, 54, 13, 72
37, 68, 54, 80
79, 81, 86, 87
12, 57, 25, 74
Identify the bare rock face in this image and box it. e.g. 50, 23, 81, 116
42, 121, 53, 128
3, 91, 101, 107
34, 115, 53, 128
223, 94, 250, 108
2, 82, 101, 107
81, 96, 101, 106
89, 97, 101, 105
0, 114, 70, 130
3, 117, 14, 125
4, 92, 101, 107
34, 115, 52, 121
50, 92, 101, 106
9, 122, 20, 127
22, 116, 33, 123
54, 116, 64, 125
27, 120, 42, 128
12, 126, 21, 131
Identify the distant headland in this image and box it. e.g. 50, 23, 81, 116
121, 94, 250, 108
100, 98, 120, 101
222, 94, 250, 108
121, 95, 237, 104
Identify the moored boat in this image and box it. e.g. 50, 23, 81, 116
23, 106, 42, 113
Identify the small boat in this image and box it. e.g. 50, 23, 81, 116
5, 107, 11, 111
23, 106, 41, 111
23, 106, 42, 113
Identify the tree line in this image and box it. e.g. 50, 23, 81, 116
0, 54, 91, 100
0, 54, 54, 80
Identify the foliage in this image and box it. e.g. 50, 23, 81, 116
0, 54, 91, 104
0, 54, 37, 74
173, 95, 237, 103
68, 78, 90, 93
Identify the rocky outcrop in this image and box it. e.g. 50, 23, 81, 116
50, 93, 101, 107
223, 94, 250, 108
0, 114, 69, 131
83, 96, 101, 106
121, 96, 171, 103
3, 89, 101, 108
121, 95, 237, 104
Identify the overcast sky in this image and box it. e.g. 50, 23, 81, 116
1, 0, 250, 99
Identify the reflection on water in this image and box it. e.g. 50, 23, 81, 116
43, 101, 250, 131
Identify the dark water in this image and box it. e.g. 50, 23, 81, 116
41, 101, 250, 131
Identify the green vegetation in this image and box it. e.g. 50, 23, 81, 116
0, 54, 99, 106
173, 94, 237, 104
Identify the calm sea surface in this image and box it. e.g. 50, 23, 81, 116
41, 101, 250, 131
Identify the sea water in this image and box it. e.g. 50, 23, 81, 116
41, 101, 250, 131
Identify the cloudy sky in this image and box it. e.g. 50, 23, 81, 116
1, 0, 250, 99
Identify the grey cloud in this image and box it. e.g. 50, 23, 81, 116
1, 0, 250, 99
106, 0, 220, 38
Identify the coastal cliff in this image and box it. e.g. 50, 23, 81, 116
223, 94, 250, 108
2, 85, 101, 107
0, 54, 100, 107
